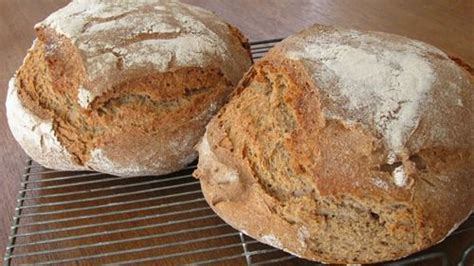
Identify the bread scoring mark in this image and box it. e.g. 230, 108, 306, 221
6, 78, 86, 170
80, 9, 142, 34
83, 8, 182, 47
120, 31, 182, 46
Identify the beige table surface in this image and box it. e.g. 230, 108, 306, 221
0, 0, 473, 258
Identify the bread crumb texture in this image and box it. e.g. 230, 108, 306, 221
195, 25, 473, 264
7, 0, 252, 176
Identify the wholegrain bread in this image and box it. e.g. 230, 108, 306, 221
6, 0, 252, 176
194, 25, 473, 263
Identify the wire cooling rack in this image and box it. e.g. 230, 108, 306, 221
4, 39, 474, 266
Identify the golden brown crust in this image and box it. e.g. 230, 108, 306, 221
195, 24, 474, 263
7, 0, 252, 176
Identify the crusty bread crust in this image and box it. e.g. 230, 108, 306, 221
195, 25, 474, 263
6, 0, 252, 176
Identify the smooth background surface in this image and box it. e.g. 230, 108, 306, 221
0, 0, 473, 255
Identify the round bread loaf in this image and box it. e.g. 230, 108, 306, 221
6, 0, 252, 176
194, 25, 473, 263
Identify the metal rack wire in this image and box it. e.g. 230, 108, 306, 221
4, 39, 474, 266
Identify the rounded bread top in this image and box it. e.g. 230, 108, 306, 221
195, 25, 473, 263
273, 25, 473, 161
35, 0, 250, 108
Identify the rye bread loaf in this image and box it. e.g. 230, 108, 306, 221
6, 0, 252, 176
194, 25, 474, 264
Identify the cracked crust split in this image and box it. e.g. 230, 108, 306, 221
194, 24, 474, 264
6, 0, 253, 176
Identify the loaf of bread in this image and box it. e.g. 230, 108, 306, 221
194, 25, 473, 263
6, 0, 252, 176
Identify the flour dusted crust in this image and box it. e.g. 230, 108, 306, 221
36, 0, 250, 105
6, 0, 252, 176
195, 25, 474, 263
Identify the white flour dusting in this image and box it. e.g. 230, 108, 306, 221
88, 148, 164, 176
387, 151, 397, 165
261, 235, 283, 249
393, 165, 407, 187
286, 30, 436, 155
297, 226, 310, 247
77, 86, 93, 108
373, 177, 390, 190
36, 0, 237, 103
